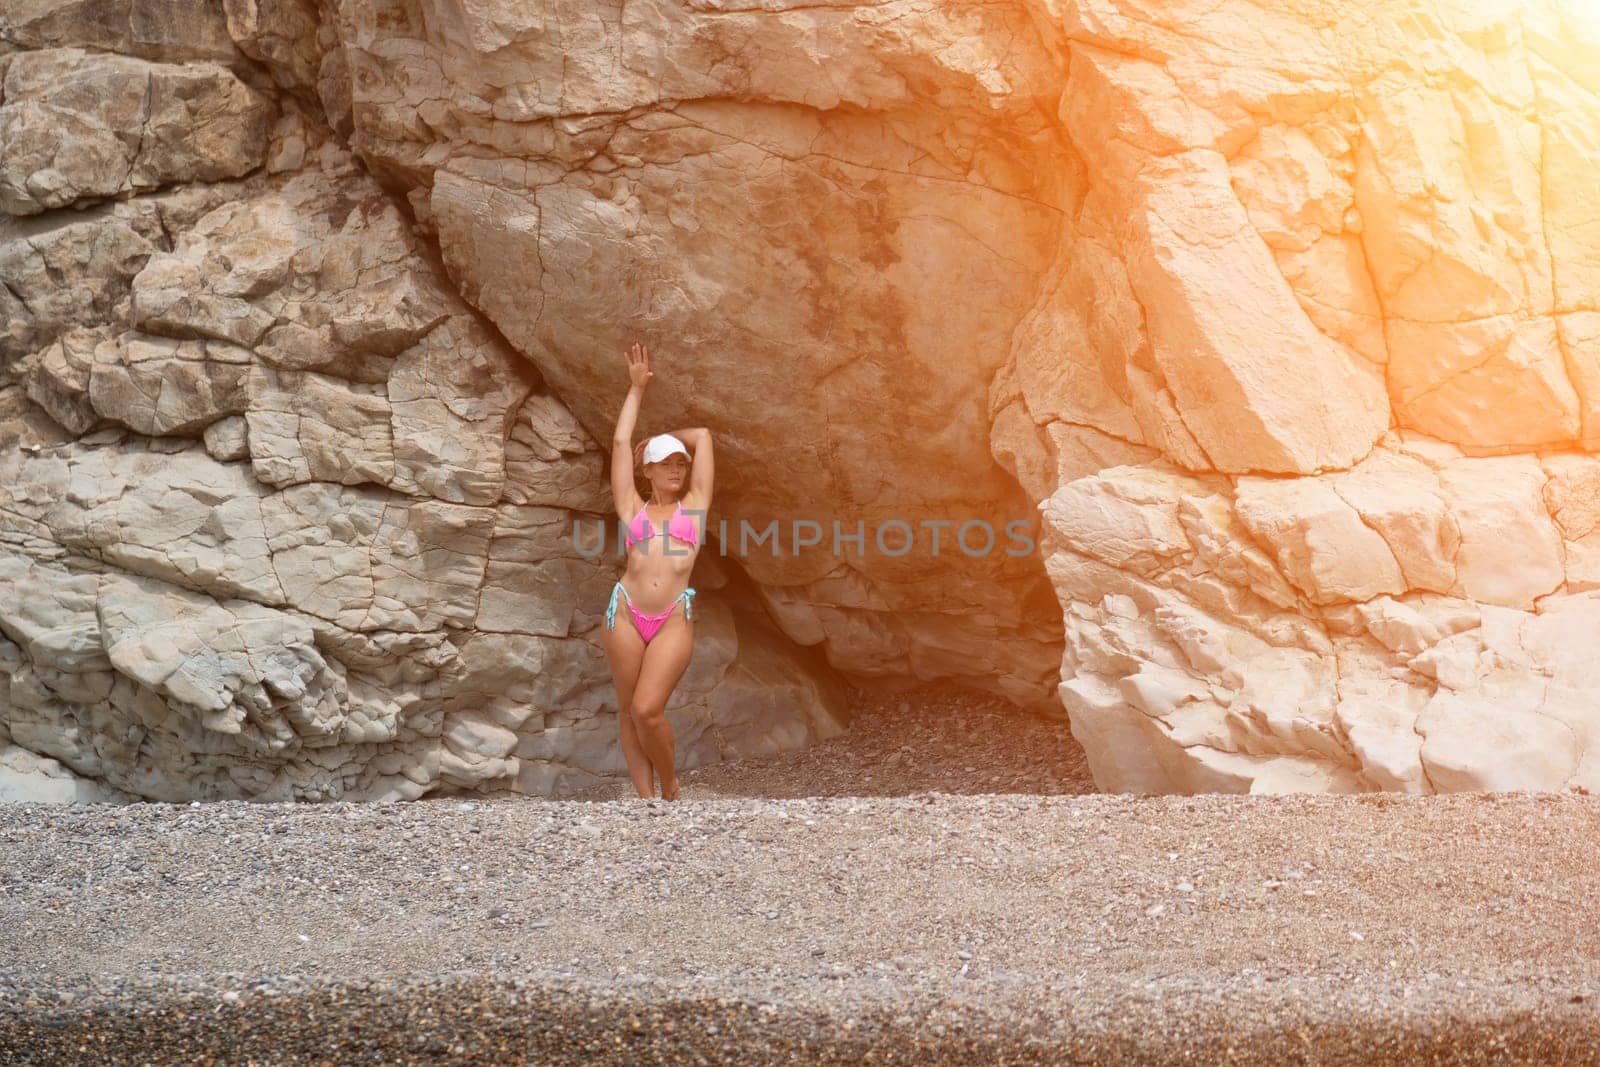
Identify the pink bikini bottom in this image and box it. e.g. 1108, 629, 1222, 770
606, 581, 696, 643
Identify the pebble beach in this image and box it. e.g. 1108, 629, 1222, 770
4, 686, 1599, 1064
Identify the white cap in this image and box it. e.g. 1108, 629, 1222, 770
641, 433, 690, 464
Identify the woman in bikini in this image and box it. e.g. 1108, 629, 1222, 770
602, 341, 713, 801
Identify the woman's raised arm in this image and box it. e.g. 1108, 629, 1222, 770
610, 343, 652, 518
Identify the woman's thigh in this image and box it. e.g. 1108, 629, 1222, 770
630, 613, 695, 716
600, 607, 647, 711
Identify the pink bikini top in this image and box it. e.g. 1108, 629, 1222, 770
624, 500, 700, 550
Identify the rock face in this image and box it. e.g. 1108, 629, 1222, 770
328, 0, 1070, 707
0, 2, 846, 802
993, 0, 1600, 793
6, 0, 1600, 799
0, 47, 274, 215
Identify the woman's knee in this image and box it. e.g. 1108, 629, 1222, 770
628, 700, 667, 728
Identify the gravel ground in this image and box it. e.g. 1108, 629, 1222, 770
3, 688, 1600, 1064
558, 683, 1096, 802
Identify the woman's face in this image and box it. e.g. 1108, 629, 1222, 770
648, 453, 689, 493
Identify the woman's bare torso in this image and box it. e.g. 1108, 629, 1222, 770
620, 501, 702, 613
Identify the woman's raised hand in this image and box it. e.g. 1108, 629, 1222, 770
627, 342, 653, 390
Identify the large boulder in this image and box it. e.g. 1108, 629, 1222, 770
995, 0, 1600, 792
0, 0, 242, 63
330, 0, 1071, 709
0, 61, 846, 800
0, 47, 276, 215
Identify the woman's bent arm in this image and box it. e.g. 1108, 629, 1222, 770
676, 427, 713, 512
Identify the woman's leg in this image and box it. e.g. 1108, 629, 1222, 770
628, 605, 695, 801
600, 605, 654, 797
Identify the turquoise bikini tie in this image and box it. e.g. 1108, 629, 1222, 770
606, 583, 696, 630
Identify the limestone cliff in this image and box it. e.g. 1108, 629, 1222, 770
0, 0, 847, 801
5, 0, 1600, 799
993, 0, 1600, 793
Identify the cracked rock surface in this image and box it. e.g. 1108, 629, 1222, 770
0, 0, 846, 803
10, 0, 1600, 798
988, 0, 1600, 792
